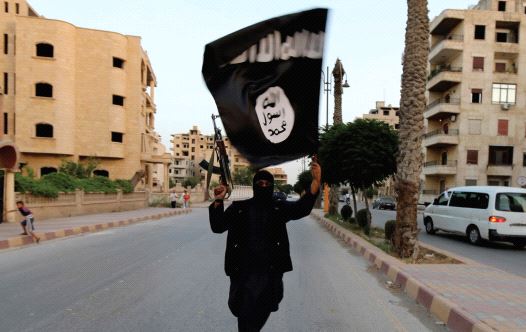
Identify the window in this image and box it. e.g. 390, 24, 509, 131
40, 167, 57, 176
395, 124, 400, 130
3, 72, 7, 95
383, 110, 390, 116
498, 119, 508, 136
474, 25, 486, 39
523, 153, 526, 166
111, 131, 123, 143
35, 83, 53, 97
496, 32, 508, 42
449, 192, 489, 209
465, 179, 477, 186
496, 193, 526, 212
471, 89, 482, 103
4, 34, 7, 54
112, 94, 124, 106
492, 83, 516, 104
35, 123, 53, 138
467, 150, 478, 164
3, 112, 7, 134
489, 146, 513, 165
473, 56, 484, 71
15, 3, 18, 14
468, 119, 481, 135
437, 192, 450, 206
113, 57, 124, 68
93, 170, 109, 177
4, 2, 7, 13
498, 1, 506, 12
36, 43, 54, 57
192, 139, 195, 144
191, 147, 195, 152
495, 62, 506, 73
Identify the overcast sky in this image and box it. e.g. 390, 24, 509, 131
29, 0, 476, 184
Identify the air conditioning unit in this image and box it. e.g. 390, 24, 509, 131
501, 103, 511, 111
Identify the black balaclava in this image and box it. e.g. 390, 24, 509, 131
252, 170, 274, 202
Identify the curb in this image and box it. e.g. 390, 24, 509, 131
310, 213, 495, 332
0, 209, 192, 251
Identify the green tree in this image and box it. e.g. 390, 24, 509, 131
293, 170, 312, 195
276, 183, 293, 195
394, 0, 429, 258
59, 157, 100, 178
232, 166, 255, 185
182, 176, 201, 188
318, 119, 398, 226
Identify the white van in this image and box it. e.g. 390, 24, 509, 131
423, 186, 526, 248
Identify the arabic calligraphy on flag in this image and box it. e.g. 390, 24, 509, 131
202, 8, 328, 169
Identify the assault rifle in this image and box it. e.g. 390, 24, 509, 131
199, 114, 233, 199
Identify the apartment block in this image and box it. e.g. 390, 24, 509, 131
170, 126, 250, 184
363, 101, 400, 129
265, 167, 288, 186
422, 0, 526, 202
0, 0, 170, 191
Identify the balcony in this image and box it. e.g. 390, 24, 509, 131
423, 160, 457, 176
427, 66, 462, 92
429, 35, 463, 64
423, 129, 459, 148
430, 10, 464, 36
425, 97, 460, 120
487, 164, 513, 176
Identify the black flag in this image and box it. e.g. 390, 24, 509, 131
202, 8, 328, 169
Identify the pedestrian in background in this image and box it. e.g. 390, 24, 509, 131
16, 201, 40, 243
209, 157, 321, 331
170, 191, 178, 209
183, 190, 190, 208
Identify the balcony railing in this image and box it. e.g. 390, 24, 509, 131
427, 97, 460, 110
428, 66, 462, 80
424, 160, 457, 168
423, 129, 459, 139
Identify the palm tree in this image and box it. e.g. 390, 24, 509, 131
393, 0, 429, 258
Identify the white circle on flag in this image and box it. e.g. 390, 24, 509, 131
255, 86, 295, 144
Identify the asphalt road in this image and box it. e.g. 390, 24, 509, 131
341, 201, 526, 278
0, 208, 445, 332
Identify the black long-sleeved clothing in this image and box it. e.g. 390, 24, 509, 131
209, 191, 318, 276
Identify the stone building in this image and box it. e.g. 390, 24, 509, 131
422, 0, 526, 203
0, 0, 170, 192
363, 101, 400, 129
170, 126, 250, 185
265, 167, 288, 186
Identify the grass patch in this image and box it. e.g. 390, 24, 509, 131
324, 213, 461, 264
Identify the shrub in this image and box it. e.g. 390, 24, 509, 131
385, 220, 396, 241
15, 173, 37, 193
349, 217, 356, 224
356, 209, 368, 228
114, 179, 133, 193
340, 205, 353, 221
41, 172, 78, 192
77, 176, 118, 193
365, 187, 378, 198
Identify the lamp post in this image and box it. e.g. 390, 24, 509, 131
321, 66, 331, 128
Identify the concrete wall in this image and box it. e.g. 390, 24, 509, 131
15, 190, 148, 220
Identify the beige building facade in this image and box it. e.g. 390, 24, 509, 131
422, 0, 526, 202
170, 126, 250, 185
265, 167, 288, 186
0, 0, 170, 193
363, 101, 400, 129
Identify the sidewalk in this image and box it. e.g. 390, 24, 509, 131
0, 207, 191, 250
311, 210, 526, 332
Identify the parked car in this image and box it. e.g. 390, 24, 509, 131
372, 197, 396, 210
423, 186, 526, 248
272, 191, 287, 201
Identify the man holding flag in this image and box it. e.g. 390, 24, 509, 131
203, 7, 328, 331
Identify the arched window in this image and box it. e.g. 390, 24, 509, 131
40, 167, 57, 176
36, 43, 54, 57
35, 83, 53, 97
93, 170, 109, 177
36, 123, 53, 138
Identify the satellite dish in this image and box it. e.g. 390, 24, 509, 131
518, 176, 526, 187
